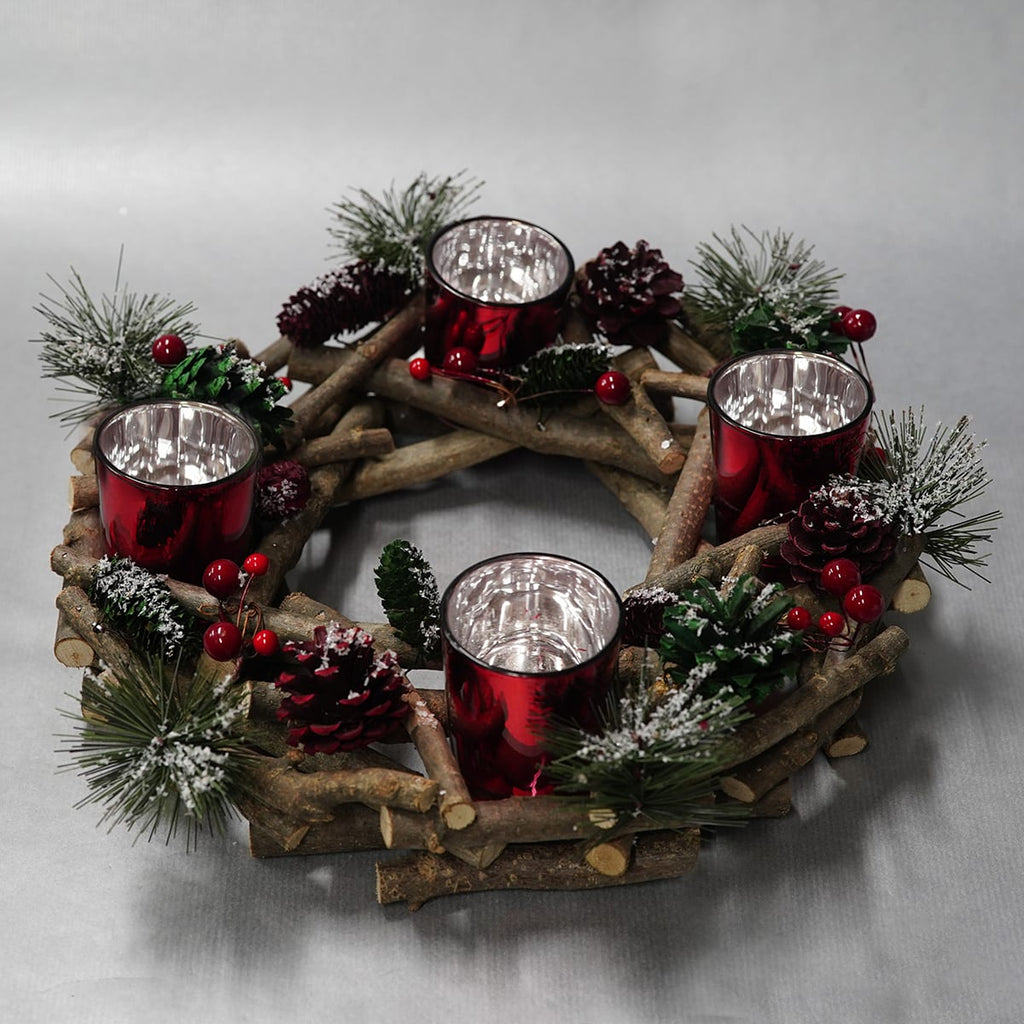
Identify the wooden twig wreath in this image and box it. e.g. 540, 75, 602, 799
51, 295, 931, 911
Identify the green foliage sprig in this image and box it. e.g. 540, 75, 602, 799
858, 408, 1001, 584
327, 171, 484, 281
544, 673, 749, 830
689, 227, 845, 354
35, 264, 198, 426
61, 658, 254, 850
660, 575, 802, 707
161, 341, 291, 445
89, 556, 196, 657
374, 540, 441, 656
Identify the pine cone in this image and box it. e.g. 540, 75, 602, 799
277, 260, 413, 348
621, 585, 676, 647
275, 624, 409, 754
577, 240, 683, 347
780, 481, 897, 587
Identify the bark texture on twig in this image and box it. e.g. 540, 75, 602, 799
375, 828, 701, 909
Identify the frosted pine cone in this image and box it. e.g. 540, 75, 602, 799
256, 459, 311, 521
277, 260, 413, 348
275, 624, 409, 754
781, 480, 897, 587
577, 240, 684, 346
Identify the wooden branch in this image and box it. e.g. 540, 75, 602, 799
584, 461, 671, 540
654, 320, 720, 375
70, 429, 96, 475
55, 586, 135, 669
333, 429, 518, 503
402, 684, 476, 831
375, 828, 701, 909
245, 755, 438, 820
891, 562, 931, 614
719, 625, 909, 772
53, 611, 95, 667
287, 350, 676, 484
631, 522, 789, 597
62, 507, 105, 552
645, 407, 714, 579
285, 294, 424, 444
252, 336, 292, 374
719, 778, 792, 818
292, 426, 395, 469
69, 474, 98, 511
720, 729, 820, 804
640, 368, 712, 403
600, 348, 687, 475
584, 833, 634, 877
824, 715, 869, 758
245, 800, 385, 857
720, 543, 765, 594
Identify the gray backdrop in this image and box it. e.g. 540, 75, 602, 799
4, 2, 1023, 1022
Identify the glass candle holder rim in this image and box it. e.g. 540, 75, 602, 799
426, 215, 575, 309
707, 350, 874, 441
93, 398, 262, 491
440, 551, 623, 679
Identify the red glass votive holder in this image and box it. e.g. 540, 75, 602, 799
442, 553, 622, 801
707, 351, 873, 542
423, 216, 574, 369
94, 399, 261, 583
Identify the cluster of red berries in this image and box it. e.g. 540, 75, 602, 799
830, 307, 877, 342
201, 552, 280, 661
784, 557, 885, 641
408, 357, 632, 406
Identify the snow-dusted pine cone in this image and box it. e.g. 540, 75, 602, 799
255, 459, 311, 522
780, 480, 897, 587
576, 240, 684, 346
275, 624, 409, 754
277, 260, 413, 348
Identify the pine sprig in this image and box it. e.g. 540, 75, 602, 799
89, 556, 196, 657
544, 672, 749, 829
374, 540, 441, 656
35, 264, 199, 426
858, 408, 1001, 584
660, 575, 802, 707
327, 171, 484, 281
60, 658, 254, 850
689, 227, 844, 354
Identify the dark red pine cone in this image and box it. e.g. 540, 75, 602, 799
621, 585, 677, 647
577, 240, 684, 347
277, 260, 413, 348
781, 482, 897, 587
275, 624, 409, 754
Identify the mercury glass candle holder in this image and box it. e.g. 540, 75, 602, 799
423, 216, 574, 368
442, 552, 622, 800
707, 350, 873, 542
94, 399, 261, 583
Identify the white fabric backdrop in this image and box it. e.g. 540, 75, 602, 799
3, 2, 1023, 1022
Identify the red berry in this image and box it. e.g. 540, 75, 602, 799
820, 557, 861, 597
203, 620, 242, 661
841, 308, 877, 342
252, 629, 280, 656
786, 606, 812, 630
278, 376, 293, 392
829, 305, 852, 334
408, 357, 432, 381
243, 552, 270, 577
843, 584, 885, 624
443, 347, 477, 373
203, 558, 241, 599
152, 333, 187, 366
818, 611, 846, 638
594, 370, 631, 405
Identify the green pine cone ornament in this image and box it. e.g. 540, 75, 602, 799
659, 574, 802, 707
514, 341, 612, 406
374, 539, 441, 656
161, 342, 291, 444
